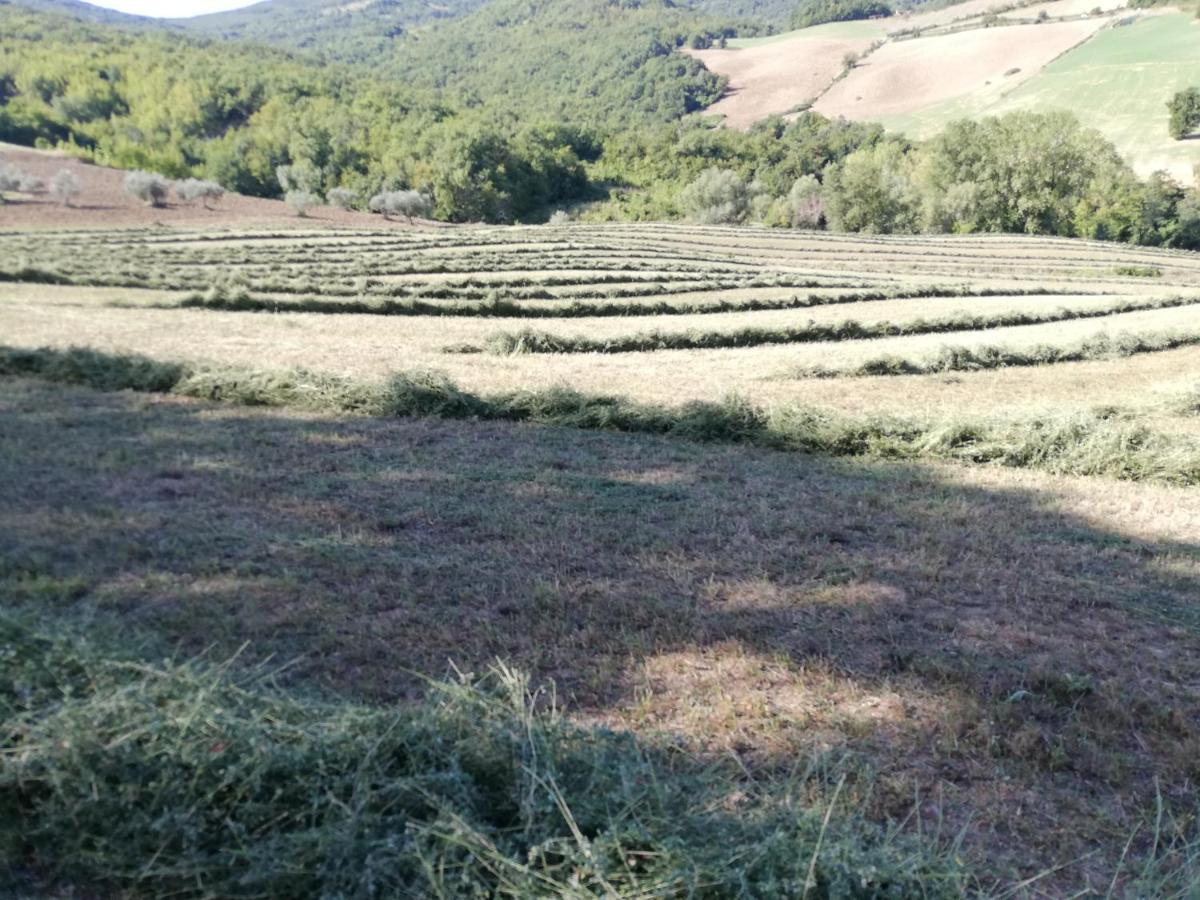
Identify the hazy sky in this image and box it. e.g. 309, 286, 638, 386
88, 0, 259, 16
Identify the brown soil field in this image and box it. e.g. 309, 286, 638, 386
0, 144, 433, 231
813, 18, 1109, 120
687, 31, 880, 128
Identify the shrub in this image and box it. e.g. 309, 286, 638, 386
547, 209, 572, 225
177, 178, 225, 209
123, 170, 170, 207
284, 190, 320, 217
48, 170, 78, 206
0, 162, 25, 202
326, 187, 356, 210
368, 190, 432, 222
679, 167, 751, 225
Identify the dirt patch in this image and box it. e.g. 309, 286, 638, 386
813, 18, 1109, 120
0, 143, 437, 231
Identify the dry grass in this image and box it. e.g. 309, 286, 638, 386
6, 222, 1200, 892
3, 377, 1200, 891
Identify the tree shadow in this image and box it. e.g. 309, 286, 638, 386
2, 376, 1199, 885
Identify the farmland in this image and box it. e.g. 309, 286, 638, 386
4, 220, 1200, 893
693, 5, 1200, 182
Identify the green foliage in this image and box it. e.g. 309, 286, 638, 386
1168, 87, 1200, 140
176, 0, 489, 63
0, 5, 589, 223
791, 0, 893, 28
679, 166, 753, 222
824, 140, 920, 233
389, 0, 735, 127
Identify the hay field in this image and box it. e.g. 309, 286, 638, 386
5, 222, 1200, 892
3, 223, 1199, 420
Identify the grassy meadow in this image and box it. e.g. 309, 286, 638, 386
4, 222, 1200, 896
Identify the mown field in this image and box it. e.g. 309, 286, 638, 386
4, 222, 1200, 896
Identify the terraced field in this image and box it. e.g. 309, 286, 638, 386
5, 223, 1200, 893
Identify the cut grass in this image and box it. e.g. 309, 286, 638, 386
798, 329, 1200, 378
0, 614, 967, 898
175, 285, 1102, 319
3, 345, 1197, 484
4, 377, 1200, 893
476, 295, 1200, 354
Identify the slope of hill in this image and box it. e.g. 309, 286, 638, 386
389, 0, 734, 125
175, 0, 489, 61
691, 1, 1200, 180
0, 0, 150, 24
873, 11, 1200, 182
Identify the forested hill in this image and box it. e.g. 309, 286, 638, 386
175, 0, 490, 62
0, 0, 150, 24
388, 0, 735, 125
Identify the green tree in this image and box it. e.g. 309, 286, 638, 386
824, 141, 920, 233
1168, 87, 1200, 140
679, 167, 752, 224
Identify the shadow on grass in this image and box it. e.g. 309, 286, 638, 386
2, 375, 1199, 886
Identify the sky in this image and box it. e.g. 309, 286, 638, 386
87, 0, 259, 16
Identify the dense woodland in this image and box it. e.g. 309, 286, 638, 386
0, 0, 1198, 248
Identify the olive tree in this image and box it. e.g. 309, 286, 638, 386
49, 169, 81, 207
0, 163, 24, 202
368, 190, 433, 223
177, 178, 225, 209
327, 187, 356, 211
124, 170, 170, 207
285, 190, 321, 217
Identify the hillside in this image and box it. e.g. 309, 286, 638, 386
387, 0, 735, 125
0, 143, 435, 228
175, 0, 490, 62
691, 0, 1200, 180
0, 0, 149, 24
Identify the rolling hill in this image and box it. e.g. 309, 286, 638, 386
175, 0, 490, 61
691, 0, 1200, 180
